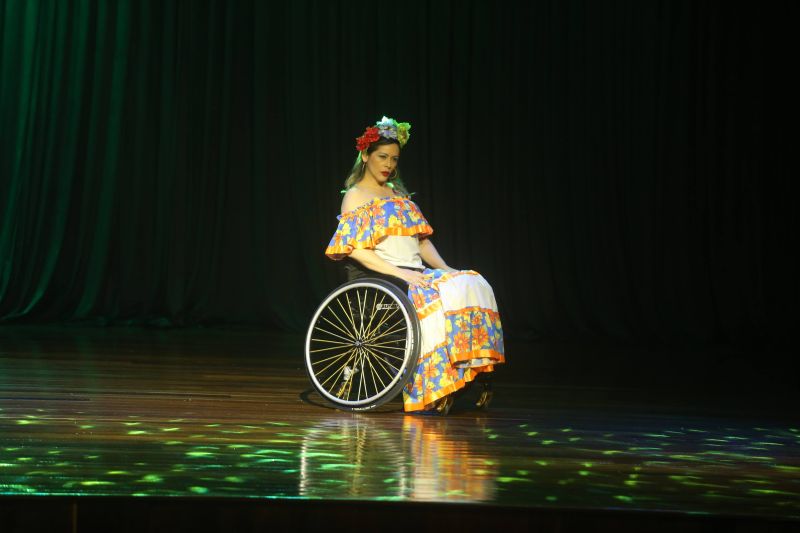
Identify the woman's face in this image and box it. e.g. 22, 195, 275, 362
362, 143, 400, 184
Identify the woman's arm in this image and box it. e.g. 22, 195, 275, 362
419, 239, 456, 272
350, 248, 427, 285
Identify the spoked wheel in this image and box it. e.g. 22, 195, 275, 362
305, 278, 421, 411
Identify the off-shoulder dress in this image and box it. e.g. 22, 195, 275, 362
325, 195, 505, 412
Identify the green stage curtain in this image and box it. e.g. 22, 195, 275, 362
1, 1, 781, 347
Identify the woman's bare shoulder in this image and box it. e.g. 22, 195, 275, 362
341, 187, 367, 214
341, 186, 387, 214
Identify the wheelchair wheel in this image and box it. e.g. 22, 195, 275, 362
305, 278, 420, 411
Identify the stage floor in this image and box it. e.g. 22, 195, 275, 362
0, 326, 798, 527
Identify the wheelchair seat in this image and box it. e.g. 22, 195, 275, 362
341, 258, 417, 290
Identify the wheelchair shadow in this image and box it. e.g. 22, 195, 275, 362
298, 388, 338, 411
298, 388, 405, 413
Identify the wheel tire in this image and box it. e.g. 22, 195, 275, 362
305, 278, 421, 411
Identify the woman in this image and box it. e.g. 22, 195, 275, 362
325, 116, 505, 414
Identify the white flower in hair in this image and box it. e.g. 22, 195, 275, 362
376, 116, 399, 140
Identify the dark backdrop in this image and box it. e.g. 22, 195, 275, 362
0, 1, 788, 352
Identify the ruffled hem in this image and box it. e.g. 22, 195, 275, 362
402, 365, 495, 412
401, 334, 503, 412
325, 196, 433, 260
448, 348, 505, 366
326, 224, 433, 259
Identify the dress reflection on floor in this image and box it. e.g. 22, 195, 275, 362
299, 416, 497, 502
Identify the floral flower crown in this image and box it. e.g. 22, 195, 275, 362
355, 116, 411, 152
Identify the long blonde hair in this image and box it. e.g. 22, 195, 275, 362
342, 138, 409, 195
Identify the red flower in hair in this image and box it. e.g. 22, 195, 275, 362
355, 127, 381, 151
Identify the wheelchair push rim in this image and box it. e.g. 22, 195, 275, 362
305, 278, 420, 411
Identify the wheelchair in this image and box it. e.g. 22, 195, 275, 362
304, 261, 421, 411
304, 260, 494, 413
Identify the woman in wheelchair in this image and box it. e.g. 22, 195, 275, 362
321, 116, 505, 414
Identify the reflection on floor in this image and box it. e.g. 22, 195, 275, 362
0, 326, 797, 522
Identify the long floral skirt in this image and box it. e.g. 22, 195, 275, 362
402, 269, 505, 412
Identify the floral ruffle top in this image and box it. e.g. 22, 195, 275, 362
325, 195, 434, 260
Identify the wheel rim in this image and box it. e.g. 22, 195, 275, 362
306, 282, 415, 408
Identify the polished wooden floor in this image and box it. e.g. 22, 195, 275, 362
0, 326, 797, 532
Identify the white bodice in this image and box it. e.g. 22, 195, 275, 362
374, 235, 423, 269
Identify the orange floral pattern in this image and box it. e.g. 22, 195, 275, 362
325, 196, 433, 259
403, 269, 505, 411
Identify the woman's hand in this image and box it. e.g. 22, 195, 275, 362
396, 268, 428, 287
350, 249, 429, 286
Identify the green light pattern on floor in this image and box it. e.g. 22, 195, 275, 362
0, 409, 798, 520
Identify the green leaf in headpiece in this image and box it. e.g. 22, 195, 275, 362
396, 122, 411, 146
